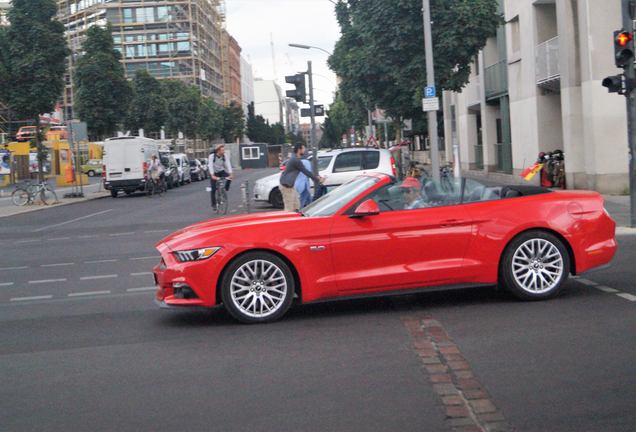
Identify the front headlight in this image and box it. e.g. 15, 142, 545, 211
173, 247, 221, 262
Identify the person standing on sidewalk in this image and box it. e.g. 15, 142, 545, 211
280, 143, 323, 212
208, 144, 233, 210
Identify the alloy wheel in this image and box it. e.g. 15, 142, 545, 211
511, 238, 564, 294
230, 259, 288, 318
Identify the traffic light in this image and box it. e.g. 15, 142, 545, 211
285, 73, 306, 103
614, 30, 634, 68
603, 74, 624, 93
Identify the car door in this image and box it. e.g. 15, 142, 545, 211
330, 187, 473, 294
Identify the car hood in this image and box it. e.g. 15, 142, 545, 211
158, 211, 303, 251
255, 172, 281, 185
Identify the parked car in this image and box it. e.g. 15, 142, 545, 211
81, 159, 103, 177
189, 159, 204, 182
160, 152, 180, 189
103, 137, 160, 197
253, 148, 396, 208
16, 126, 39, 142
173, 153, 192, 185
154, 174, 617, 323
199, 158, 209, 180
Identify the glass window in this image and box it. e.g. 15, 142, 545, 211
156, 6, 169, 21
123, 8, 134, 23
303, 176, 379, 217
362, 151, 380, 170
242, 147, 260, 160
176, 41, 190, 52
333, 152, 363, 173
317, 156, 333, 172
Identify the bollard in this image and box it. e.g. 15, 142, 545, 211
240, 180, 251, 214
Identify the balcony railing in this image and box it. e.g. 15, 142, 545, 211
484, 60, 508, 100
463, 81, 481, 108
536, 36, 560, 91
474, 145, 484, 170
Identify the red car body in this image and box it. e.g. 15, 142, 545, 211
154, 174, 616, 310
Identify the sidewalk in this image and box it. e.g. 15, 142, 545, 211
0, 181, 108, 218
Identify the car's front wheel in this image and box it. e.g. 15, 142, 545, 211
87, 170, 95, 177
501, 230, 570, 300
221, 252, 295, 323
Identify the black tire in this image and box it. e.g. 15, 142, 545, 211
110, 190, 118, 198
500, 230, 570, 301
87, 170, 95, 177
270, 188, 284, 209
221, 252, 295, 324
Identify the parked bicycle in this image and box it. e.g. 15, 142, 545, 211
11, 180, 59, 206
215, 177, 229, 215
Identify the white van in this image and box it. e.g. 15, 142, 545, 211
103, 137, 160, 197
172, 153, 192, 185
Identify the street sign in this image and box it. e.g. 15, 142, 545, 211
422, 97, 440, 112
424, 85, 436, 98
301, 105, 325, 117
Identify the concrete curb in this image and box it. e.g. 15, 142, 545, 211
0, 191, 110, 218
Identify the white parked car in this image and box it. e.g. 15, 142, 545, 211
103, 137, 160, 198
253, 148, 396, 208
173, 153, 192, 185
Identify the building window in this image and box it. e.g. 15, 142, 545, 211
123, 8, 134, 23
242, 147, 260, 160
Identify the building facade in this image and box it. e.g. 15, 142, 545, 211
240, 55, 254, 117
443, 0, 629, 194
285, 98, 300, 135
0, 1, 9, 26
221, 29, 241, 106
57, 0, 226, 120
253, 79, 284, 127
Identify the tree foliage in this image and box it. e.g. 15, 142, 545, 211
221, 101, 245, 143
125, 70, 167, 135
198, 97, 223, 141
161, 79, 201, 139
74, 24, 130, 140
329, 0, 500, 120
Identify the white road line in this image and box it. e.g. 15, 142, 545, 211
48, 237, 71, 241
143, 230, 170, 234
109, 232, 135, 237
11, 295, 53, 302
78, 235, 99, 239
577, 278, 598, 286
131, 272, 153, 277
0, 266, 28, 271
129, 256, 159, 261
32, 209, 113, 233
41, 262, 75, 268
68, 290, 111, 297
0, 282, 14, 287
127, 287, 156, 292
84, 259, 118, 264
616, 293, 636, 302
596, 286, 619, 294
29, 278, 67, 284
16, 239, 39, 244
80, 274, 118, 281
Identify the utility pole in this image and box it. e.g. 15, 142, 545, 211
622, 0, 636, 227
422, 0, 440, 181
307, 61, 319, 176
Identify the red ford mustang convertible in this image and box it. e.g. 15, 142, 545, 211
154, 174, 616, 323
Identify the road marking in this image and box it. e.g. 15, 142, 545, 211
109, 232, 135, 237
84, 259, 118, 264
616, 293, 636, 302
129, 256, 159, 261
16, 239, 39, 244
577, 278, 598, 286
596, 286, 619, 293
0, 266, 28, 271
131, 272, 153, 277
32, 209, 113, 233
0, 282, 14, 287
28, 278, 67, 284
143, 230, 170, 234
80, 274, 118, 281
11, 295, 53, 302
68, 290, 112, 297
48, 237, 71, 241
127, 286, 156, 292
41, 262, 75, 268
78, 234, 99, 239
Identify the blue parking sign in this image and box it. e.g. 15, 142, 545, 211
424, 86, 436, 98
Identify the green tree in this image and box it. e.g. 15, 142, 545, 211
270, 123, 286, 145
246, 102, 272, 143
329, 0, 500, 120
198, 97, 223, 142
0, 27, 10, 104
5, 0, 68, 181
320, 117, 340, 148
74, 24, 130, 140
161, 80, 201, 139
126, 70, 167, 135
221, 101, 245, 143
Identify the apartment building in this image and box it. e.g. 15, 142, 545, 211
443, 0, 629, 193
221, 29, 241, 106
240, 55, 254, 117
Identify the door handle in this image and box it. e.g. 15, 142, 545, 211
440, 219, 466, 227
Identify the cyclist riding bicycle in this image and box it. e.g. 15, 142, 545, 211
208, 144, 233, 210
150, 155, 165, 182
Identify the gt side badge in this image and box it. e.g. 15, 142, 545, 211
309, 245, 326, 252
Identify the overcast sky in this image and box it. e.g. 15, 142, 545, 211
226, 0, 341, 110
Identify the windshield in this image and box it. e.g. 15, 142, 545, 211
303, 176, 380, 217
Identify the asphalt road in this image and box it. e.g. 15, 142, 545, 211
1, 169, 635, 431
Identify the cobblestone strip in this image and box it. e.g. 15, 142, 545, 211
402, 315, 513, 432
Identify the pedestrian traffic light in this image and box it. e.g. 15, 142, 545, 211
603, 74, 624, 93
285, 73, 306, 103
614, 30, 634, 68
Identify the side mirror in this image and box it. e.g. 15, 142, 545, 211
352, 199, 380, 218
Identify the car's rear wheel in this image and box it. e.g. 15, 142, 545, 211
87, 170, 95, 177
501, 230, 570, 300
270, 188, 283, 209
221, 252, 294, 323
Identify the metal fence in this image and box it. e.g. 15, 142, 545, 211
536, 36, 560, 85
484, 60, 508, 100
